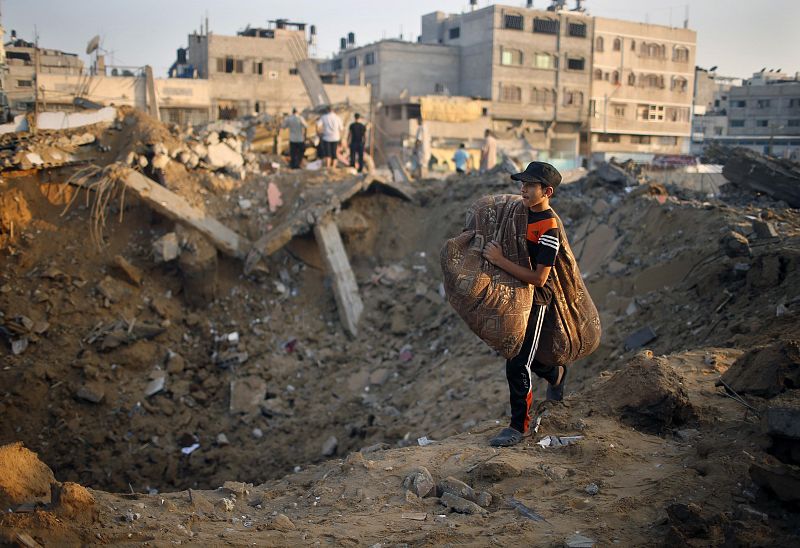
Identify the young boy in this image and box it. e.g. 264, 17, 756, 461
482, 161, 567, 447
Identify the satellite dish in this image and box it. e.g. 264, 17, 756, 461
86, 35, 101, 55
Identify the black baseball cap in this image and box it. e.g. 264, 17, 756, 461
511, 161, 562, 188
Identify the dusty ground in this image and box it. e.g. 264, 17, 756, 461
1, 110, 799, 546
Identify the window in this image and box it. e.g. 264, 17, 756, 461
714, 127, 724, 136
534, 53, 552, 69
757, 99, 771, 108
567, 58, 585, 71
235, 60, 244, 73
665, 107, 690, 122
595, 37, 604, 51
568, 23, 587, 37
638, 104, 664, 121
17, 80, 32, 88
501, 48, 523, 66
434, 83, 448, 94
732, 100, 746, 108
348, 56, 358, 69
598, 133, 620, 143
612, 71, 620, 85
533, 17, 559, 34
593, 68, 603, 80
787, 119, 800, 127
628, 72, 636, 86
448, 27, 460, 39
225, 57, 235, 73
730, 119, 745, 127
789, 99, 800, 108
659, 136, 678, 145
642, 74, 664, 88
631, 135, 651, 144
254, 62, 263, 75
671, 76, 688, 92
563, 90, 583, 106
630, 40, 636, 51
504, 14, 524, 30
365, 52, 375, 65
642, 42, 666, 58
673, 46, 689, 62
530, 87, 555, 105
756, 119, 769, 127
613, 38, 621, 51
289, 68, 298, 75
612, 104, 626, 117
499, 84, 522, 103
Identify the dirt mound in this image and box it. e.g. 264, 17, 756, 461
0, 442, 55, 509
588, 350, 696, 432
721, 339, 800, 398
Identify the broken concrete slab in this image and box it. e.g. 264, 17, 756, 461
152, 233, 180, 262
120, 169, 250, 259
112, 255, 143, 286
205, 142, 244, 170
762, 391, 800, 439
723, 147, 800, 208
625, 326, 657, 351
440, 492, 487, 515
749, 462, 800, 503
402, 467, 435, 498
721, 340, 800, 398
314, 215, 364, 337
752, 219, 779, 239
36, 107, 117, 130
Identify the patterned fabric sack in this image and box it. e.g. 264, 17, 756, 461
535, 213, 602, 367
440, 194, 601, 365
440, 194, 533, 359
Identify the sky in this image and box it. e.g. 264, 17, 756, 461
3, 0, 799, 79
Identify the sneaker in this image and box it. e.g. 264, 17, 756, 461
546, 366, 567, 402
489, 427, 525, 447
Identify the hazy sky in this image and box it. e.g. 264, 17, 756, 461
3, 0, 798, 79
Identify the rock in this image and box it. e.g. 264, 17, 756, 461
624, 326, 657, 351
144, 373, 166, 397
720, 231, 750, 258
96, 276, 133, 303
112, 255, 143, 286
368, 368, 391, 386
272, 513, 296, 531
607, 260, 626, 274
151, 153, 169, 170
216, 433, 230, 446
676, 428, 700, 441
0, 443, 56, 509
440, 492, 487, 515
752, 219, 778, 239
750, 462, 800, 502
205, 142, 244, 169
565, 533, 595, 547
402, 467, 435, 498
321, 436, 338, 457
473, 460, 521, 482
252, 428, 264, 439
267, 182, 283, 212
543, 465, 569, 480
76, 383, 105, 404
229, 376, 267, 415
585, 483, 599, 496
166, 352, 186, 374
476, 491, 493, 508
721, 340, 800, 398
152, 233, 180, 262
438, 476, 477, 502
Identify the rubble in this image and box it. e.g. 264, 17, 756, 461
723, 147, 800, 207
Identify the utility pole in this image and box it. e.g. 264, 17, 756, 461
33, 25, 39, 133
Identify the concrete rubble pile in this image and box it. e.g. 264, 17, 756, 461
1, 109, 799, 545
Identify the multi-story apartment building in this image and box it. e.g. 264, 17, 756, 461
589, 17, 696, 160
690, 67, 741, 155
723, 71, 800, 158
4, 33, 83, 114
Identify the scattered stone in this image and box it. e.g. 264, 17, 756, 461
152, 233, 180, 263
676, 428, 700, 441
219, 497, 235, 512
144, 373, 166, 397
11, 338, 28, 355
321, 436, 338, 457
585, 483, 599, 496
624, 325, 657, 351
216, 433, 230, 446
206, 142, 244, 169
542, 465, 569, 480
76, 383, 105, 404
165, 352, 186, 374
229, 376, 267, 415
721, 340, 800, 398
440, 492, 487, 515
271, 513, 296, 531
402, 467, 435, 498
401, 512, 427, 521
749, 462, 800, 503
252, 428, 264, 439
473, 460, 521, 482
438, 476, 477, 502
476, 491, 493, 508
565, 533, 595, 548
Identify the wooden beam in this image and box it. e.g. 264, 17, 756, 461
121, 169, 250, 258
313, 215, 363, 337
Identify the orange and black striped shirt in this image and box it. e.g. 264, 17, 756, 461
526, 208, 560, 305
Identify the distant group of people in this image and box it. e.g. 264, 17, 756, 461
448, 129, 498, 175
280, 106, 368, 172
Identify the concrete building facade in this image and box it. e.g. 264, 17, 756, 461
690, 68, 741, 155
589, 17, 696, 161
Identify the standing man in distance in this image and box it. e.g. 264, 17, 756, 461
317, 106, 344, 170
452, 143, 470, 174
480, 129, 497, 172
348, 113, 367, 173
414, 115, 431, 179
282, 108, 307, 169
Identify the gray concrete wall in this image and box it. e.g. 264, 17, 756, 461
728, 80, 800, 137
